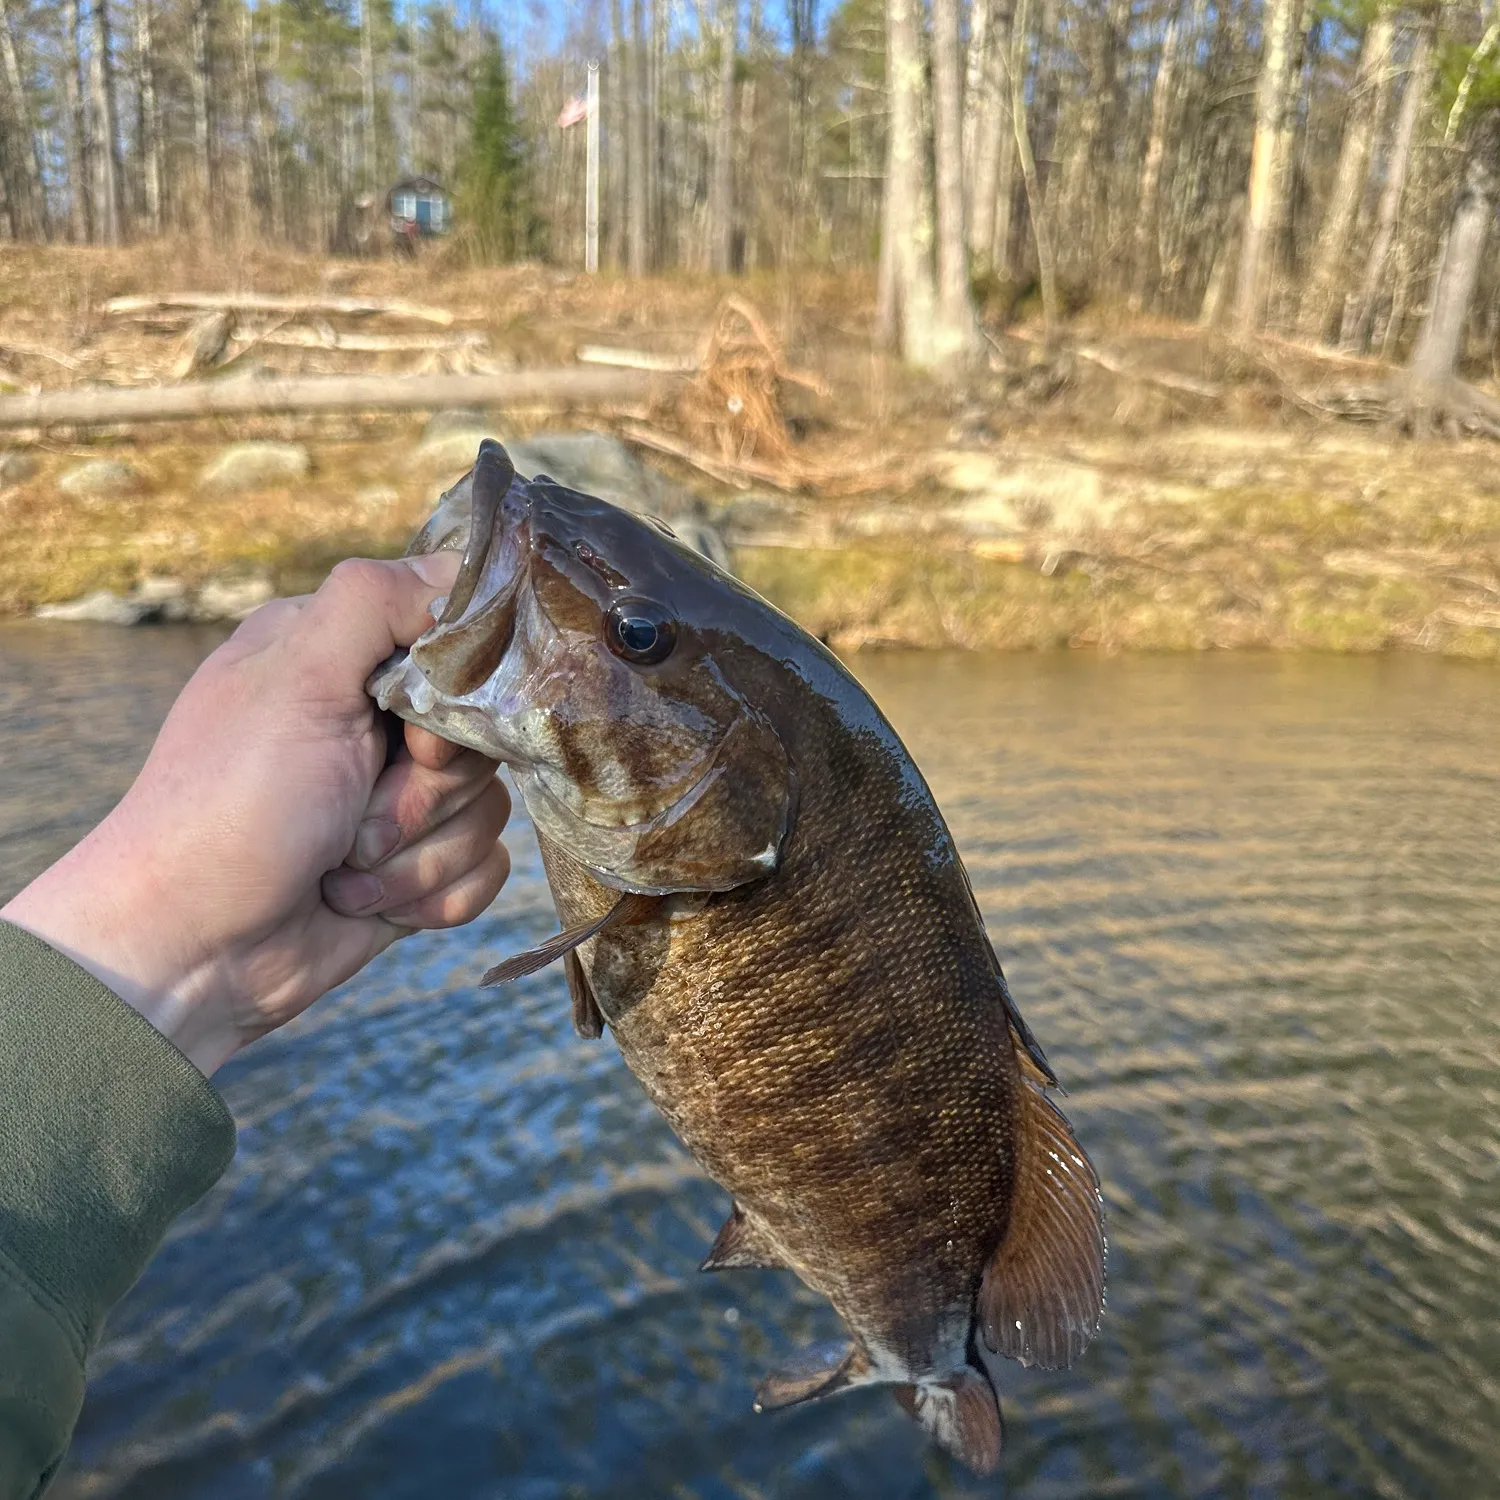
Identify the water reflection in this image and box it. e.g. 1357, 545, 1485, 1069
3, 626, 1496, 1499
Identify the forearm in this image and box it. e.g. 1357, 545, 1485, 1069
0, 922, 235, 1500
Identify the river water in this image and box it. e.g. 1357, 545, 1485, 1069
2, 624, 1496, 1500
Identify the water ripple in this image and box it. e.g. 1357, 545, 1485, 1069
3, 629, 1497, 1498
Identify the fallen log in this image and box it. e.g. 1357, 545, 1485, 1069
578, 344, 700, 372
240, 326, 491, 353
0, 367, 670, 431
103, 292, 457, 326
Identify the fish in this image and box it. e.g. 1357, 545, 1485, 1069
368, 438, 1105, 1473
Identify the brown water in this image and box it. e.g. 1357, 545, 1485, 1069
2, 624, 1497, 1500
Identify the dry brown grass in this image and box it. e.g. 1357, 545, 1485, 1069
4, 243, 1500, 658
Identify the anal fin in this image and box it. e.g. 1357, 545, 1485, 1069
980, 1079, 1106, 1370
701, 1203, 787, 1272
893, 1369, 1004, 1476
564, 949, 605, 1039
753, 1341, 866, 1412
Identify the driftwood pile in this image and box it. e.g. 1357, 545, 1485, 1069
101, 292, 502, 380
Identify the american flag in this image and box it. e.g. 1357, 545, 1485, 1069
557, 95, 589, 129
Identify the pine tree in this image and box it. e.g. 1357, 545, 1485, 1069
459, 38, 537, 262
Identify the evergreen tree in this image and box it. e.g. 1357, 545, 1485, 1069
458, 38, 538, 262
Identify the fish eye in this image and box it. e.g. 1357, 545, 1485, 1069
605, 596, 678, 666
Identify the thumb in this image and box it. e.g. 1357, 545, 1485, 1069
300, 552, 463, 680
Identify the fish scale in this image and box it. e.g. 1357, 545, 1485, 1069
369, 439, 1106, 1473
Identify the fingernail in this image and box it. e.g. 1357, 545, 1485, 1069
353, 817, 402, 869
405, 551, 461, 588
326, 869, 383, 914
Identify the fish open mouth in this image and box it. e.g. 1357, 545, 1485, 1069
368, 438, 531, 714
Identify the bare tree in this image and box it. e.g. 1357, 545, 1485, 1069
1296, 5, 1397, 341
1130, 0, 1185, 312
0, 0, 46, 237
190, 0, 215, 230
1232, 0, 1301, 334
134, 0, 163, 233
608, 0, 627, 267
88, 0, 126, 243
709, 0, 736, 272
628, 0, 649, 272
931, 0, 981, 360
882, 0, 941, 363
1006, 0, 1060, 334
1399, 108, 1500, 431
1343, 16, 1435, 353
964, 0, 1015, 272
61, 0, 91, 241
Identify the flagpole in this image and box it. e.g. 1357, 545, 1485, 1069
585, 61, 600, 275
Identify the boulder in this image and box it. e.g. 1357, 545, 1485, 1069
200, 441, 311, 494
57, 458, 145, 499
508, 431, 728, 564
0, 451, 38, 486
193, 575, 275, 621
36, 589, 151, 625
134, 576, 191, 622
411, 414, 499, 475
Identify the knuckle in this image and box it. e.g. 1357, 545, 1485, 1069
324, 557, 389, 599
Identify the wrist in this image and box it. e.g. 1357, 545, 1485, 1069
1, 821, 238, 1076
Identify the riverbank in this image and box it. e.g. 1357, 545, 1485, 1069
3, 244, 1498, 656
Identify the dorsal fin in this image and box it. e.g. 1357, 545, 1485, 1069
979, 1081, 1105, 1370
700, 1203, 787, 1271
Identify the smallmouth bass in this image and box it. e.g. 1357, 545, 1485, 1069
369, 439, 1105, 1472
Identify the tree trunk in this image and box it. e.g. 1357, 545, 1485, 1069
709, 0, 736, 272
134, 0, 162, 233
61, 0, 90, 241
1232, 0, 1300, 334
88, 0, 125, 243
883, 0, 941, 365
1129, 0, 1184, 312
1006, 0, 1059, 335
1343, 18, 1433, 353
1406, 109, 1500, 389
627, 0, 649, 273
1444, 17, 1500, 146
965, 0, 1013, 268
607, 0, 627, 267
931, 0, 980, 359
1296, 7, 1396, 341
190, 0, 215, 232
0, 0, 46, 237
360, 0, 377, 192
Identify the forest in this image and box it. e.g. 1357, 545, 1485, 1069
1, 0, 1499, 429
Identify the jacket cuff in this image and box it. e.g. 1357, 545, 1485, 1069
0, 920, 236, 1351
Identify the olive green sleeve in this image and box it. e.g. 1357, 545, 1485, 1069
0, 921, 236, 1500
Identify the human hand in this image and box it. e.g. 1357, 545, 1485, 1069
1, 554, 510, 1076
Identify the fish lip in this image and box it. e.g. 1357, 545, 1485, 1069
367, 464, 532, 708
435, 438, 514, 628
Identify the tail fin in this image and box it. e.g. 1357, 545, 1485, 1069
893, 1368, 1004, 1475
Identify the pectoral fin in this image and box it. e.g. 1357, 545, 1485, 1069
481, 893, 657, 986
753, 1342, 867, 1412
979, 1080, 1105, 1370
700, 1203, 786, 1271
563, 950, 606, 1038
